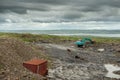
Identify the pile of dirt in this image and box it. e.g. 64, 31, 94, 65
0, 37, 47, 80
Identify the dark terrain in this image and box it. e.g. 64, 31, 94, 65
35, 41, 120, 80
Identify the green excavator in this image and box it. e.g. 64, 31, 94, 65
75, 38, 95, 47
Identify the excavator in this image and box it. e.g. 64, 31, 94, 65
75, 38, 95, 47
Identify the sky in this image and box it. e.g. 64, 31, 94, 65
0, 0, 120, 30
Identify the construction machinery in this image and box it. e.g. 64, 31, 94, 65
75, 38, 95, 47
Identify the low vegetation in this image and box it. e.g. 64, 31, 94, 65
0, 32, 120, 44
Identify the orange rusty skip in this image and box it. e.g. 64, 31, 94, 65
23, 59, 48, 76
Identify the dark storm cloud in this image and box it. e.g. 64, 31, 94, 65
0, 0, 51, 14
97, 0, 120, 8
0, 0, 120, 21
62, 12, 84, 20
0, 5, 50, 14
20, 0, 68, 5
0, 6, 27, 14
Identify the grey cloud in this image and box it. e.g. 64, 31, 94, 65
0, 0, 51, 14
0, 0, 120, 22
20, 0, 68, 5
62, 12, 84, 21
97, 0, 120, 8
70, 0, 120, 12
81, 6, 102, 12
0, 6, 27, 14
0, 5, 50, 14
0, 17, 6, 22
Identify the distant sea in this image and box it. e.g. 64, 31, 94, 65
0, 30, 120, 37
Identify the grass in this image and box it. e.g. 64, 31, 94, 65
0, 59, 4, 70
0, 60, 4, 70
0, 32, 119, 44
0, 33, 78, 43
0, 56, 4, 70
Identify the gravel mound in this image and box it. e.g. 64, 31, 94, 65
0, 38, 45, 80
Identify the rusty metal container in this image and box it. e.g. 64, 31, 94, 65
23, 59, 48, 76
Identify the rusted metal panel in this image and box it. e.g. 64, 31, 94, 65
39, 62, 48, 76
23, 63, 36, 73
23, 59, 48, 76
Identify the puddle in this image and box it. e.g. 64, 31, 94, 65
104, 64, 120, 79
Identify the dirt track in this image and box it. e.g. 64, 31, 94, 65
36, 42, 120, 80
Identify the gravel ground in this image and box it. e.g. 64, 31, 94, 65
36, 42, 120, 80
0, 38, 119, 80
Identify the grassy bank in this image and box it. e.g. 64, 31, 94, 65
0, 32, 120, 44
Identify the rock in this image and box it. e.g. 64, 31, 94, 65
47, 63, 91, 80
15, 77, 19, 80
116, 48, 120, 52
67, 48, 71, 52
71, 46, 74, 48
113, 70, 120, 75
47, 69, 55, 78
97, 48, 105, 52
0, 75, 5, 79
0, 71, 5, 75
